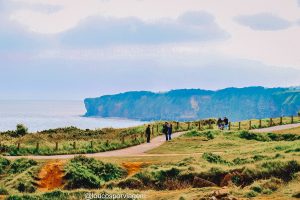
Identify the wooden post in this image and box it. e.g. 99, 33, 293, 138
259, 119, 262, 128
198, 121, 201, 130
269, 118, 273, 127
249, 120, 252, 130
280, 117, 283, 125
291, 116, 294, 124
17, 143, 20, 150
228, 122, 231, 130
55, 142, 58, 151
36, 142, 39, 151
73, 141, 76, 149
238, 122, 241, 130
90, 141, 93, 149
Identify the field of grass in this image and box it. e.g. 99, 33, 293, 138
0, 116, 299, 156
0, 121, 188, 156
1, 124, 300, 200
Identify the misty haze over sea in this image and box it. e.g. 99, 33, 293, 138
0, 100, 145, 132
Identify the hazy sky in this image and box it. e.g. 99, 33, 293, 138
1, 0, 300, 100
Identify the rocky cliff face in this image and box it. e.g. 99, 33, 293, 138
84, 87, 300, 121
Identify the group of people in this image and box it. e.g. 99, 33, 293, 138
145, 122, 173, 143
217, 117, 229, 130
145, 118, 229, 143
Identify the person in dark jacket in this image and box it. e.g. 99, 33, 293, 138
217, 118, 223, 130
162, 122, 169, 141
224, 117, 229, 130
145, 125, 151, 143
167, 123, 173, 140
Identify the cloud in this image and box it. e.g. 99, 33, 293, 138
60, 11, 228, 47
1, 54, 299, 100
235, 13, 291, 31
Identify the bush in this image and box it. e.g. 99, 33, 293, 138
202, 152, 231, 165
15, 124, 28, 137
9, 158, 37, 174
0, 186, 9, 195
243, 160, 300, 182
17, 182, 36, 193
0, 156, 10, 174
64, 156, 126, 189
184, 130, 216, 140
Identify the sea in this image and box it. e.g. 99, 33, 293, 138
0, 100, 146, 132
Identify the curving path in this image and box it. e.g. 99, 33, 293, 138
5, 131, 186, 160
4, 123, 300, 160
250, 123, 300, 133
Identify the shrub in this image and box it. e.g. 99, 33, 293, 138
184, 130, 216, 140
0, 156, 10, 174
9, 158, 37, 174
245, 191, 258, 198
0, 186, 9, 195
15, 124, 28, 137
64, 156, 126, 189
202, 153, 231, 165
17, 182, 36, 193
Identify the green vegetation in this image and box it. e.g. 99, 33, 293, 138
64, 156, 126, 189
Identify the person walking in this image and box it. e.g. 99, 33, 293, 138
217, 118, 223, 130
145, 125, 151, 143
167, 123, 173, 140
224, 117, 229, 130
163, 122, 169, 141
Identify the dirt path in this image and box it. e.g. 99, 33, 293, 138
37, 160, 65, 191
5, 131, 186, 160
250, 123, 300, 133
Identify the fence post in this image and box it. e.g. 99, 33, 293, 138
176, 122, 179, 130
249, 120, 252, 130
198, 121, 201, 130
259, 119, 262, 128
269, 118, 273, 127
17, 143, 20, 150
228, 122, 231, 130
238, 122, 241, 130
55, 142, 58, 151
291, 116, 294, 124
73, 141, 76, 149
280, 117, 283, 125
36, 142, 39, 151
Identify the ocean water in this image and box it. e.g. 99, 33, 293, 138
0, 100, 146, 132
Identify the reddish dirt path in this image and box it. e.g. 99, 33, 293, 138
37, 160, 66, 191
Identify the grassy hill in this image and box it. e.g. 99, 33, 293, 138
0, 125, 300, 199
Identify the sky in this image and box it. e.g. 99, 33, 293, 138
0, 0, 300, 100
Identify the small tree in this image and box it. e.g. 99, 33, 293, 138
298, 111, 300, 117
16, 124, 28, 137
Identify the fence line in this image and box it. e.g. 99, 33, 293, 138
1, 115, 299, 153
